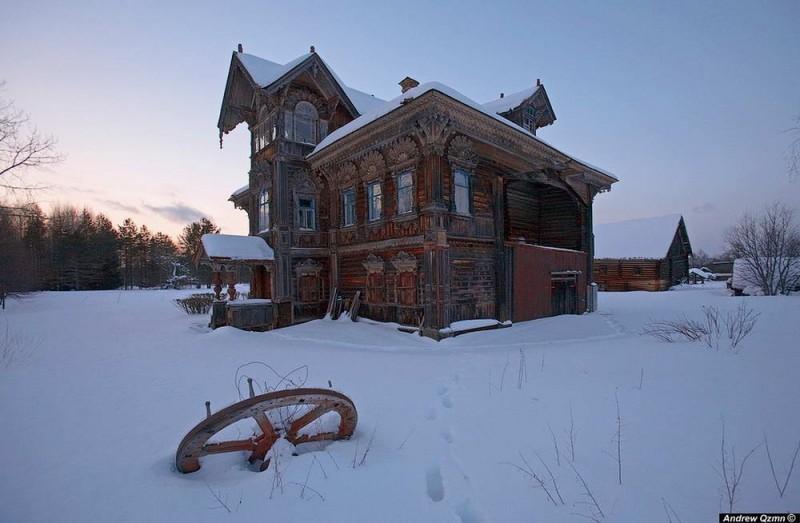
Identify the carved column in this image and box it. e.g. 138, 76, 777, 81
227, 271, 237, 301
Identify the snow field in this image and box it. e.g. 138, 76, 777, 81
0, 283, 797, 521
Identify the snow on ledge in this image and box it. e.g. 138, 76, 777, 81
201, 234, 274, 261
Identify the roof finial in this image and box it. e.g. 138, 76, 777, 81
536, 78, 541, 86
237, 43, 243, 53
310, 45, 316, 53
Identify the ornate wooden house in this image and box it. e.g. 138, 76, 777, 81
593, 215, 692, 291
218, 46, 617, 338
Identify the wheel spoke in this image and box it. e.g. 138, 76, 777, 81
202, 439, 256, 456
176, 388, 358, 473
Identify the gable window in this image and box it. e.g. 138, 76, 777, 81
297, 197, 316, 230
396, 170, 414, 215
523, 106, 536, 133
342, 188, 356, 227
285, 101, 327, 145
367, 181, 382, 221
453, 169, 471, 215
258, 188, 270, 232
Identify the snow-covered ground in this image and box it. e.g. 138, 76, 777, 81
1, 283, 798, 521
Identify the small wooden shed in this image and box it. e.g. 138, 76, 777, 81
593, 215, 692, 291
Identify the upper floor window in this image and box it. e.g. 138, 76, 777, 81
285, 101, 327, 145
258, 188, 270, 232
396, 171, 414, 215
523, 106, 536, 133
343, 188, 356, 227
453, 169, 471, 215
297, 197, 316, 230
367, 181, 382, 222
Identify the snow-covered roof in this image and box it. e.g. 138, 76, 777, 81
594, 214, 684, 259
481, 85, 541, 115
309, 81, 617, 182
200, 234, 274, 262
236, 52, 386, 116
230, 184, 249, 199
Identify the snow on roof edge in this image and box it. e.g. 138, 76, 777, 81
309, 82, 617, 182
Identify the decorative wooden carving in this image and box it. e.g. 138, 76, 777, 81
295, 258, 322, 277
447, 135, 479, 169
391, 251, 417, 273
362, 254, 386, 274
291, 168, 317, 193
359, 150, 386, 181
385, 137, 419, 168
335, 162, 358, 186
285, 88, 328, 118
413, 109, 452, 155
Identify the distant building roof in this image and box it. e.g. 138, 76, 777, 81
594, 214, 685, 259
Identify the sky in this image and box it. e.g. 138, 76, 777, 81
1, 0, 798, 255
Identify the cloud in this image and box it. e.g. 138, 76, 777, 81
97, 199, 140, 214
691, 202, 718, 214
143, 202, 207, 224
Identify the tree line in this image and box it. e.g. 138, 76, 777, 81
0, 202, 220, 306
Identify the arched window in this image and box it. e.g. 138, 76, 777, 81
285, 101, 318, 145
258, 188, 270, 232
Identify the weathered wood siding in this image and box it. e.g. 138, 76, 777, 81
593, 259, 668, 291
448, 240, 496, 322
337, 247, 424, 325
505, 182, 584, 250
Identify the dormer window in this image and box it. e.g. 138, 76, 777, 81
523, 106, 536, 133
285, 101, 328, 145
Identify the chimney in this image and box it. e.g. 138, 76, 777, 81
237, 43, 243, 53
310, 45, 316, 53
536, 79, 541, 86
399, 76, 420, 94
500, 93, 504, 98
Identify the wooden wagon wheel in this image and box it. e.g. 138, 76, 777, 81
176, 387, 358, 473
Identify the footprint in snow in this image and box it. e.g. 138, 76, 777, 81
425, 465, 445, 502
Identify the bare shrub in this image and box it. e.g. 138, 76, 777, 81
502, 451, 564, 506
714, 419, 761, 513
764, 432, 800, 498
725, 302, 760, 349
643, 304, 759, 351
174, 293, 215, 314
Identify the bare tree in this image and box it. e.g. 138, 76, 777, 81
0, 82, 63, 196
726, 202, 800, 296
789, 113, 800, 182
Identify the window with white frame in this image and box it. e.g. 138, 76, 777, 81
297, 197, 316, 230
258, 188, 270, 232
367, 181, 382, 221
285, 101, 327, 145
342, 188, 356, 227
523, 106, 536, 133
453, 168, 471, 215
396, 170, 414, 215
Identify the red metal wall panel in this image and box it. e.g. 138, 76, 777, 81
511, 243, 588, 322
